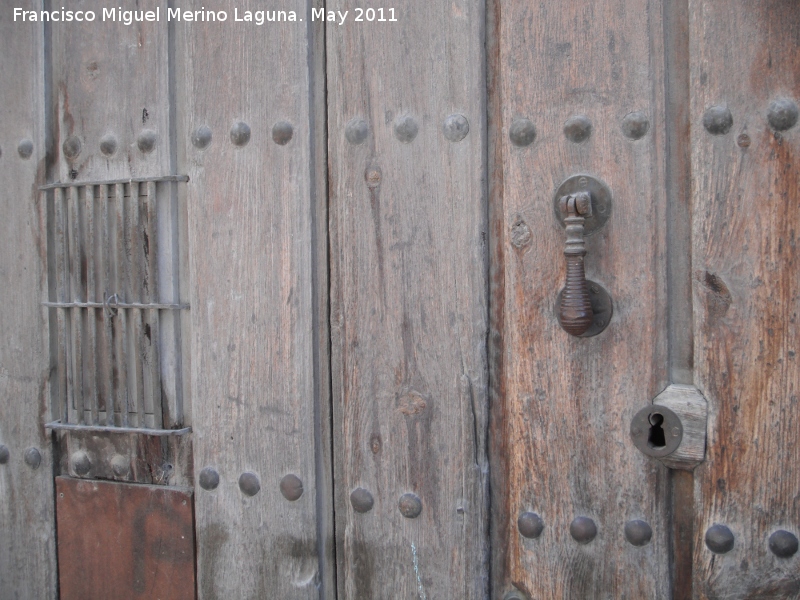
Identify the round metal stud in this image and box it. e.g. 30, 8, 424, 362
365, 166, 382, 188
191, 125, 213, 150
552, 174, 612, 235
350, 487, 375, 513
280, 474, 304, 501
0, 445, 9, 464
509, 118, 536, 147
630, 405, 683, 458
621, 111, 650, 140
199, 467, 220, 490
518, 512, 544, 539
398, 493, 422, 519
23, 447, 42, 470
769, 530, 799, 558
71, 450, 91, 476
272, 121, 294, 145
624, 519, 653, 547
230, 121, 251, 147
703, 106, 733, 135
767, 98, 799, 132
17, 139, 34, 159
564, 115, 593, 143
705, 524, 735, 554
0, 145, 3, 159
394, 115, 419, 143
442, 114, 469, 142
570, 516, 598, 544
62, 135, 82, 160
99, 134, 118, 157
238, 471, 261, 496
110, 454, 129, 477
137, 129, 157, 153
345, 118, 369, 145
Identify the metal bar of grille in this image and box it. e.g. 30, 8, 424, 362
42, 301, 188, 310
99, 184, 114, 426
67, 185, 85, 424
146, 181, 163, 429
129, 181, 146, 428
84, 185, 99, 425
114, 182, 130, 427
45, 420, 191, 437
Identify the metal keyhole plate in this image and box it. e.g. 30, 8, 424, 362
553, 174, 612, 235
630, 405, 683, 458
556, 279, 613, 337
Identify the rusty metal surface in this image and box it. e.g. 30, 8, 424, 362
56, 477, 195, 600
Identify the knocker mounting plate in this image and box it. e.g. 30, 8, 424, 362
553, 174, 612, 235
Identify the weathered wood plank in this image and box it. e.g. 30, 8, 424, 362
0, 4, 57, 598
491, 0, 672, 596
176, 1, 332, 597
327, 1, 489, 597
50, 0, 170, 182
690, 1, 800, 596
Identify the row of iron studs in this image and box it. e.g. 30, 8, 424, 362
517, 511, 799, 558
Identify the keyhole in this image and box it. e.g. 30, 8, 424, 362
647, 412, 666, 449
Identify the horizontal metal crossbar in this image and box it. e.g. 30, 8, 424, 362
45, 420, 192, 436
42, 301, 189, 310
39, 174, 189, 190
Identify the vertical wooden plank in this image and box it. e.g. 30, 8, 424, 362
51, 0, 170, 183
0, 4, 57, 598
327, 2, 489, 598
176, 1, 332, 597
492, 0, 671, 597
690, 1, 800, 596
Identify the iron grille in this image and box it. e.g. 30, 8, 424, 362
42, 176, 190, 435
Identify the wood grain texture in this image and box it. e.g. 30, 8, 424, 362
690, 1, 800, 596
51, 0, 170, 182
492, 0, 672, 597
327, 1, 489, 597
176, 2, 333, 597
0, 5, 57, 598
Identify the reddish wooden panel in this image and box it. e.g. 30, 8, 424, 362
56, 477, 195, 600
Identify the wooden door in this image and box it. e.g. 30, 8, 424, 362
1, 1, 799, 599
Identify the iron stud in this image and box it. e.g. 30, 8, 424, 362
191, 125, 213, 150
137, 129, 157, 153
767, 98, 798, 132
62, 136, 82, 160
17, 139, 33, 159
509, 118, 536, 147
398, 493, 422, 518
442, 114, 470, 142
394, 115, 419, 143
703, 106, 733, 135
345, 118, 369, 145
517, 512, 544, 539
705, 524, 734, 554
238, 471, 261, 496
230, 121, 251, 147
71, 450, 91, 476
350, 487, 374, 513
272, 121, 294, 145
769, 530, 799, 558
570, 516, 597, 544
279, 474, 304, 501
199, 467, 220, 490
624, 519, 652, 546
99, 134, 117, 156
621, 111, 650, 140
564, 115, 593, 143
23, 447, 41, 470
0, 445, 9, 464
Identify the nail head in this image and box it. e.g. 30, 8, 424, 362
767, 98, 799, 132
398, 492, 422, 518
769, 530, 799, 558
345, 118, 369, 145
570, 516, 598, 544
705, 524, 735, 554
137, 129, 157, 153
564, 114, 593, 143
110, 454, 129, 477
62, 135, 82, 160
350, 487, 374, 513
703, 106, 733, 135
624, 519, 653, 546
17, 139, 33, 159
191, 125, 213, 150
99, 134, 117, 156
621, 111, 650, 140
272, 120, 294, 145
518, 512, 545, 539
230, 121, 251, 147
442, 113, 470, 142
238, 471, 261, 496
71, 450, 91, 476
23, 447, 42, 470
280, 473, 304, 501
509, 118, 536, 147
199, 467, 220, 490
394, 115, 419, 143
0, 445, 9, 464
